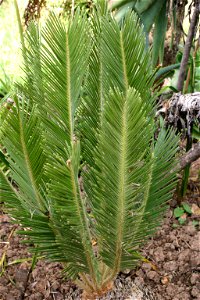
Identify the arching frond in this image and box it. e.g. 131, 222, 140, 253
129, 127, 179, 249
16, 22, 44, 108
80, 11, 154, 169
43, 141, 99, 279
41, 13, 91, 150
85, 87, 153, 272
1, 98, 46, 212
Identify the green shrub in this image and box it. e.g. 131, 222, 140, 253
0, 3, 179, 298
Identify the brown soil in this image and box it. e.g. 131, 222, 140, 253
0, 160, 199, 300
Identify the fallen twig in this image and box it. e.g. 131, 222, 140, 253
179, 142, 200, 170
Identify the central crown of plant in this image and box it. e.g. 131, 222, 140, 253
0, 2, 178, 298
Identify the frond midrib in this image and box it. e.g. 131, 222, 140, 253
112, 98, 128, 276
106, 30, 129, 277
66, 33, 73, 141
68, 161, 98, 285
112, 29, 130, 273
65, 28, 99, 283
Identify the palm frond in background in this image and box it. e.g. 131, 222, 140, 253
111, 0, 191, 68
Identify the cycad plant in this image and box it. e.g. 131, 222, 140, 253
0, 2, 179, 298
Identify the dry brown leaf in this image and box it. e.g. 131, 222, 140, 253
191, 204, 200, 215
92, 240, 97, 246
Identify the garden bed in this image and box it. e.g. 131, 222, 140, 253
0, 160, 199, 300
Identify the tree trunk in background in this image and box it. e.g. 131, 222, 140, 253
176, 2, 200, 91
163, 0, 188, 66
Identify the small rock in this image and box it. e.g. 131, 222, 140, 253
166, 284, 177, 297
164, 243, 172, 249
178, 249, 190, 261
125, 277, 132, 283
135, 269, 145, 278
154, 247, 165, 262
165, 243, 175, 250
185, 223, 197, 235
191, 233, 200, 251
134, 277, 144, 286
169, 233, 177, 241
6, 295, 15, 300
141, 262, 151, 272
29, 292, 43, 300
177, 292, 190, 300
163, 261, 177, 272
146, 271, 160, 283
166, 251, 174, 260
166, 210, 173, 218
149, 249, 154, 256
190, 273, 200, 284
190, 252, 200, 267
178, 262, 190, 273
14, 268, 29, 289
0, 286, 8, 294
191, 286, 200, 297
6, 250, 13, 258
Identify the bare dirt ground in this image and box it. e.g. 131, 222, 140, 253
0, 160, 199, 300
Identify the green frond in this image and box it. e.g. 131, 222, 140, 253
40, 13, 91, 148
0, 102, 61, 262
80, 11, 154, 168
85, 87, 153, 274
77, 15, 106, 167
0, 165, 21, 208
36, 13, 99, 280
0, 97, 46, 212
43, 140, 99, 280
100, 12, 153, 94
152, 1, 168, 66
130, 128, 179, 245
17, 12, 91, 154
16, 22, 44, 107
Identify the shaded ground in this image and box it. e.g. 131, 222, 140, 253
0, 160, 199, 300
